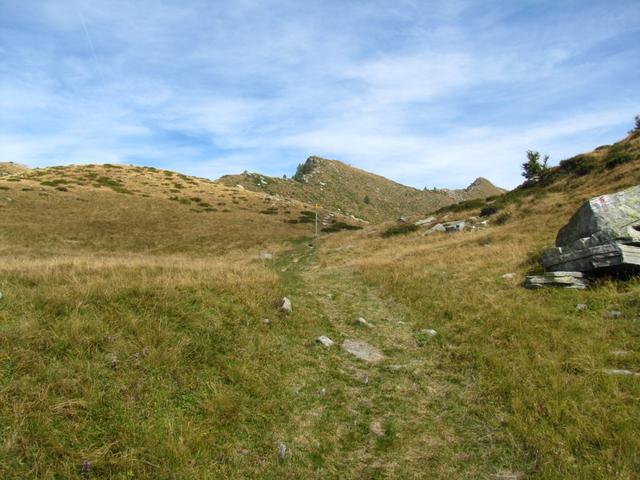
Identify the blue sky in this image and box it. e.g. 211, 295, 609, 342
1, 0, 638, 189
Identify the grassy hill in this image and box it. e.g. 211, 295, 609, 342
0, 163, 358, 257
219, 156, 505, 223
1, 131, 639, 478
0, 162, 30, 176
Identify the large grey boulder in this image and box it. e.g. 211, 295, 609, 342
556, 185, 640, 247
541, 186, 640, 274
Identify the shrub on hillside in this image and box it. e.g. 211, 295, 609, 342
293, 159, 316, 182
321, 221, 362, 233
480, 205, 499, 217
437, 198, 486, 214
558, 155, 598, 176
605, 144, 634, 169
382, 223, 419, 238
495, 210, 512, 225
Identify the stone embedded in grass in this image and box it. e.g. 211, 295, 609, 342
421, 329, 438, 337
369, 420, 385, 437
603, 369, 640, 377
575, 304, 588, 311
610, 350, 628, 356
356, 317, 373, 328
257, 252, 273, 260
277, 442, 287, 459
607, 310, 623, 319
524, 271, 589, 289
492, 472, 524, 480
263, 318, 272, 325
425, 223, 446, 235
501, 273, 516, 280
415, 216, 435, 226
279, 297, 292, 314
342, 339, 384, 363
316, 335, 334, 347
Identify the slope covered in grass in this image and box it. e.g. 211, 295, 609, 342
1, 132, 640, 478
220, 156, 505, 223
0, 163, 356, 256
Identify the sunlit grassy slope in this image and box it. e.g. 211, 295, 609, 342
220, 156, 505, 223
0, 163, 346, 256
1, 132, 639, 478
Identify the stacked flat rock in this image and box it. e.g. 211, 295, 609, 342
524, 271, 589, 290
541, 185, 640, 274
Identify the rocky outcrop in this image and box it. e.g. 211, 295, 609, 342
528, 186, 640, 289
556, 185, 640, 246
541, 185, 640, 274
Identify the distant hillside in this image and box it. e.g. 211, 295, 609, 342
0, 162, 29, 176
0, 163, 359, 256
219, 156, 505, 223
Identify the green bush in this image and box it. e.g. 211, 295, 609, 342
437, 198, 486, 214
293, 158, 316, 182
605, 146, 634, 169
382, 223, 419, 238
321, 221, 362, 233
480, 205, 499, 217
558, 155, 598, 175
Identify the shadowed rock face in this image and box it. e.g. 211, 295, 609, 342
556, 185, 640, 247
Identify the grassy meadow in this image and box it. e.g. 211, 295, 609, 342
1, 134, 640, 478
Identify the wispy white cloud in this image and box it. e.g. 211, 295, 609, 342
0, 0, 639, 188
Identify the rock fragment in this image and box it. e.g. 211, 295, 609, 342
342, 340, 384, 363
603, 369, 640, 377
415, 216, 436, 226
356, 317, 373, 328
316, 335, 335, 347
369, 420, 385, 437
425, 223, 446, 235
277, 442, 287, 459
524, 271, 589, 289
279, 297, 292, 314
